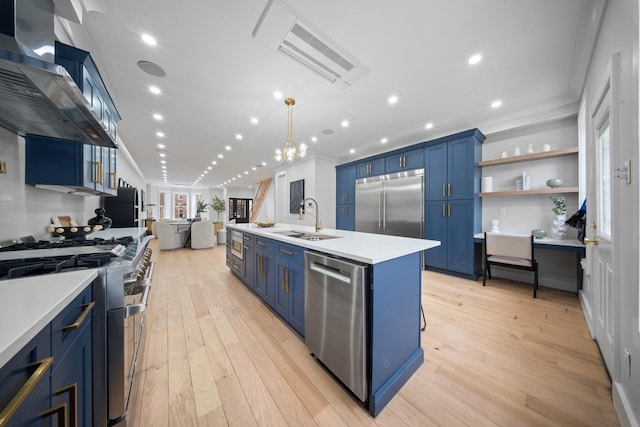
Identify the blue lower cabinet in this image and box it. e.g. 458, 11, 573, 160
254, 237, 275, 308
243, 243, 255, 290
274, 242, 305, 336
336, 204, 355, 231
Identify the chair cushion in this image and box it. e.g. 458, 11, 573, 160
487, 255, 533, 267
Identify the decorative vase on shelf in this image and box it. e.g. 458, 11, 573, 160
551, 213, 567, 239
526, 144, 534, 154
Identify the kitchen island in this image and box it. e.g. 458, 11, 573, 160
226, 223, 439, 417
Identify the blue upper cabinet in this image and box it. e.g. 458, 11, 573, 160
55, 41, 121, 142
356, 158, 385, 178
336, 165, 356, 204
384, 147, 424, 173
25, 135, 116, 196
425, 129, 484, 200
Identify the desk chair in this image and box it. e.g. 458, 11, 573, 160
483, 232, 539, 298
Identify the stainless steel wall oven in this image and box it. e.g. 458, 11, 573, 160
230, 230, 243, 260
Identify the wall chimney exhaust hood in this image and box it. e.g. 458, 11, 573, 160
0, 0, 119, 148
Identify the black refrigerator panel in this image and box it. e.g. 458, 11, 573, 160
102, 187, 139, 227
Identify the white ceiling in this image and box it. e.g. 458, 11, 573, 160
62, 0, 600, 189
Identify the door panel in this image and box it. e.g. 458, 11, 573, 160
382, 175, 423, 238
355, 180, 384, 234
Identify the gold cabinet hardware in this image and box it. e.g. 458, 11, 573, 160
447, 184, 451, 197
280, 249, 294, 256
110, 172, 117, 189
91, 161, 100, 183
257, 241, 267, 246
243, 245, 249, 250
403, 156, 406, 167
96, 162, 103, 185
57, 383, 77, 427
584, 237, 599, 245
0, 357, 53, 426
257, 255, 263, 276
591, 221, 597, 229
448, 204, 451, 217
442, 184, 446, 197
284, 268, 290, 292
62, 302, 95, 332
41, 403, 67, 426
442, 205, 445, 217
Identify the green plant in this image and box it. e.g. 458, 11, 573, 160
210, 196, 225, 221
196, 200, 209, 213
551, 196, 566, 215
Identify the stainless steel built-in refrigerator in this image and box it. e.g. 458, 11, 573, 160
355, 169, 423, 238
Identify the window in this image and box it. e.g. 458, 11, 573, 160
174, 192, 188, 219
159, 191, 169, 219
193, 193, 203, 218
229, 198, 252, 223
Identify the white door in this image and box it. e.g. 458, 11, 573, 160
586, 55, 618, 374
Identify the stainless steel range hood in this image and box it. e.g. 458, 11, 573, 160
0, 0, 118, 148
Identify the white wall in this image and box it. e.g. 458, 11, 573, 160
0, 128, 146, 240
481, 117, 581, 291
274, 156, 337, 229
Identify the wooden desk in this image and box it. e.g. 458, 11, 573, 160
474, 233, 586, 292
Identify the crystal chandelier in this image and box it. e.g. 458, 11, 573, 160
274, 98, 308, 162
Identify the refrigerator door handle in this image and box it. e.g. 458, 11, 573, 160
378, 191, 382, 229
382, 190, 387, 229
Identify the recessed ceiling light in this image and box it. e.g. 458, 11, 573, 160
218, 154, 224, 159
204, 170, 208, 174
244, 171, 249, 175
388, 95, 398, 105
225, 146, 231, 151
149, 86, 161, 95
468, 54, 482, 65
341, 120, 349, 127
212, 161, 217, 165
425, 122, 434, 130
381, 138, 388, 144
160, 160, 166, 164
261, 162, 267, 166
237, 174, 242, 178
235, 134, 243, 140
252, 167, 257, 171
207, 166, 212, 170
157, 143, 165, 149
161, 165, 166, 169
274, 91, 283, 99
156, 131, 164, 138
250, 117, 259, 124
311, 136, 318, 142
141, 34, 157, 46
159, 153, 166, 157
233, 178, 236, 181
349, 148, 355, 154
153, 113, 163, 121
491, 100, 502, 108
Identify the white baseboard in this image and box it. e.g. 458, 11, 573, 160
613, 381, 639, 427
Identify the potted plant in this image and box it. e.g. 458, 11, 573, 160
550, 196, 567, 239
195, 200, 208, 220
210, 196, 225, 222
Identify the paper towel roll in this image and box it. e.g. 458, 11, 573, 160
481, 176, 493, 192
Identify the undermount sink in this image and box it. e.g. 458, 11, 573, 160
274, 230, 341, 241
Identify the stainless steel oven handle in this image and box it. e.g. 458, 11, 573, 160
144, 261, 156, 282
124, 284, 151, 318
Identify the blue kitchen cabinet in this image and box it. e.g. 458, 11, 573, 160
425, 130, 483, 201
424, 129, 484, 279
356, 157, 385, 178
0, 283, 95, 426
242, 233, 255, 290
336, 164, 356, 231
336, 205, 355, 231
55, 41, 120, 141
0, 328, 51, 426
275, 242, 305, 336
254, 237, 276, 308
25, 135, 116, 196
384, 147, 424, 173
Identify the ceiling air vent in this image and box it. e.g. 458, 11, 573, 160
253, 0, 369, 89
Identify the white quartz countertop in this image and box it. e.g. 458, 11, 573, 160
227, 223, 440, 264
89, 226, 147, 240
0, 269, 98, 368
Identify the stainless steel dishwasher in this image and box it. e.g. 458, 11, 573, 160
304, 251, 368, 401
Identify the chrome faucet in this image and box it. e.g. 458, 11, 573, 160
299, 198, 322, 232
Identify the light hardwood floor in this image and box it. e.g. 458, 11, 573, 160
129, 239, 619, 426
